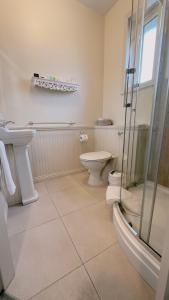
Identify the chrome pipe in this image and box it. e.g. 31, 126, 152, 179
0, 120, 15, 128
27, 121, 76, 126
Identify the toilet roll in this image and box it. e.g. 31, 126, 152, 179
80, 134, 88, 143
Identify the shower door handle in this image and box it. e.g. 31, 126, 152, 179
123, 69, 129, 108
125, 103, 132, 108
126, 68, 136, 74
123, 67, 136, 108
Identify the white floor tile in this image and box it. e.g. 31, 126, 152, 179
63, 202, 116, 262
31, 266, 99, 300
7, 219, 81, 300
85, 244, 155, 300
8, 191, 59, 236
48, 185, 99, 216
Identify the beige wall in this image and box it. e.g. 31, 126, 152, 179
103, 0, 131, 124
103, 0, 153, 126
0, 0, 104, 125
0, 0, 154, 127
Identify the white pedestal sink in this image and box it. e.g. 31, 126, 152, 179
0, 191, 14, 292
0, 127, 38, 205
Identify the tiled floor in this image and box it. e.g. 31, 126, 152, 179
6, 172, 155, 300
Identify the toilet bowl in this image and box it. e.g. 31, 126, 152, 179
80, 151, 113, 186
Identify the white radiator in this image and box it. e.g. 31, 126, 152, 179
28, 128, 95, 182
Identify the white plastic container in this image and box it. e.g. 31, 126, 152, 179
109, 171, 121, 186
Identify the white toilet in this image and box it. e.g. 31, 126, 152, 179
80, 151, 114, 186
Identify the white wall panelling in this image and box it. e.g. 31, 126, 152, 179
28, 126, 123, 183
28, 125, 145, 182
3, 125, 148, 205
28, 128, 95, 182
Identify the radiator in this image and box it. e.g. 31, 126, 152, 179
28, 128, 95, 182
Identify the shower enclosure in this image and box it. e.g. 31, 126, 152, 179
115, 0, 169, 289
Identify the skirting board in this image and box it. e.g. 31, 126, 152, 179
113, 203, 160, 290
33, 168, 85, 183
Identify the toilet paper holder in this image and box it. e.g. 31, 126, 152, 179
80, 131, 88, 143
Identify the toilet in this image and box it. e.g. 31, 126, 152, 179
80, 151, 115, 186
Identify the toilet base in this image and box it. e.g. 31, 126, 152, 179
88, 171, 104, 186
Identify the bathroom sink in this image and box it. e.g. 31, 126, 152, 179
0, 126, 36, 145
0, 126, 38, 205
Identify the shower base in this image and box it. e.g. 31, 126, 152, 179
126, 182, 169, 256
113, 203, 160, 290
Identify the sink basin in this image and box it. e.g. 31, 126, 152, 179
0, 126, 36, 145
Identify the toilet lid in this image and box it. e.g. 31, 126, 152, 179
80, 151, 112, 161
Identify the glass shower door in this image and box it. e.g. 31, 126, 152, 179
120, 0, 167, 245
140, 0, 169, 255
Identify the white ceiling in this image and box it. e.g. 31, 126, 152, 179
79, 0, 118, 14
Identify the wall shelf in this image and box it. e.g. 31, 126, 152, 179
32, 77, 80, 92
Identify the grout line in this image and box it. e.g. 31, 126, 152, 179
61, 212, 116, 263
82, 243, 118, 300
27, 241, 117, 300
48, 177, 118, 266
60, 212, 118, 300
83, 265, 102, 300
60, 199, 105, 218
8, 216, 60, 238
82, 242, 118, 265
45, 180, 116, 264
8, 183, 62, 238
27, 265, 83, 300
44, 182, 62, 217
62, 213, 118, 265
8, 185, 106, 239
45, 181, 106, 219
60, 217, 83, 264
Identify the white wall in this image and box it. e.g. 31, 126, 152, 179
0, 0, 104, 125
94, 126, 124, 170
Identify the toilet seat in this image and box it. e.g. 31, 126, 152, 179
80, 151, 112, 162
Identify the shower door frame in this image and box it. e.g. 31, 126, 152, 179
113, 0, 166, 289
121, 0, 169, 255
139, 0, 169, 249
113, 0, 169, 291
